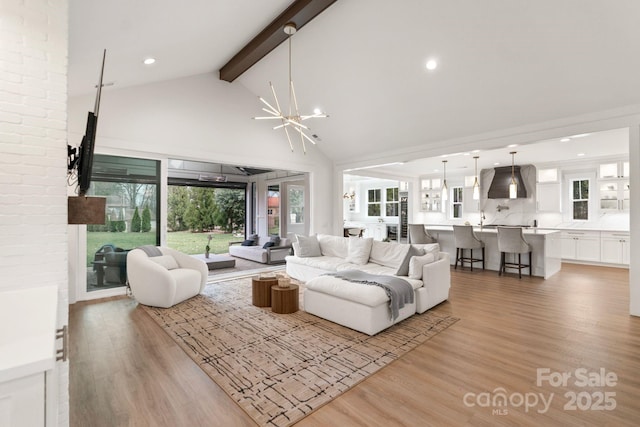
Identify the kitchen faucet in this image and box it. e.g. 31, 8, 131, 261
496, 204, 510, 212
479, 211, 486, 227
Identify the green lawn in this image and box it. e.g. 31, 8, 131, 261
86, 231, 242, 266
166, 231, 241, 255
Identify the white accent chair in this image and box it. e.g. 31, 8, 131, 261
408, 224, 437, 244
126, 247, 208, 308
497, 227, 532, 278
453, 225, 485, 270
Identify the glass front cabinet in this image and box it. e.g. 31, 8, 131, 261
420, 178, 441, 212
599, 181, 629, 211
599, 161, 629, 212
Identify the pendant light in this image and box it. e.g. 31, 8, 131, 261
441, 160, 448, 202
509, 151, 517, 199
472, 156, 480, 200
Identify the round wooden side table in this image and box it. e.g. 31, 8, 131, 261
271, 284, 299, 314
252, 277, 278, 307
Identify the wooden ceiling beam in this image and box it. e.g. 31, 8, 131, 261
219, 0, 337, 82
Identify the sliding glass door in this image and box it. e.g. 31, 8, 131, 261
86, 155, 160, 292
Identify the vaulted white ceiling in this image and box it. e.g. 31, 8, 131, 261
69, 0, 640, 171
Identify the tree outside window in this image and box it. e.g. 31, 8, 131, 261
385, 187, 399, 216
368, 189, 381, 216
572, 179, 589, 220
289, 186, 304, 224
452, 186, 463, 218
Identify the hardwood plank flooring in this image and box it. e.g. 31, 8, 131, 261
69, 264, 640, 426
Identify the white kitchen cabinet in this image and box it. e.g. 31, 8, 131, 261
561, 231, 601, 262
363, 223, 387, 241
599, 161, 629, 179
538, 167, 559, 183
0, 373, 46, 426
420, 178, 442, 212
599, 180, 629, 212
600, 232, 630, 265
536, 182, 561, 212
0, 286, 59, 427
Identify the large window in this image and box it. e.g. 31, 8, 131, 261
572, 179, 589, 220
367, 189, 381, 216
452, 186, 463, 219
385, 187, 399, 216
86, 155, 160, 292
289, 186, 304, 224
268, 184, 280, 235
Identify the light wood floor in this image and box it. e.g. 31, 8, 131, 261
69, 264, 640, 426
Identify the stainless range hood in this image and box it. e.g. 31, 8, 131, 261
487, 166, 528, 199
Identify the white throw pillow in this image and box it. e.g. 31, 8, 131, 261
408, 253, 436, 279
395, 244, 424, 276
149, 255, 180, 270
369, 240, 411, 270
346, 237, 373, 265
294, 235, 322, 257
317, 234, 349, 258
412, 243, 440, 258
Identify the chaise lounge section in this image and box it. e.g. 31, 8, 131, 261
286, 234, 451, 335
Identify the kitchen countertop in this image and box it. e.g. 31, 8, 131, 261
425, 225, 559, 235
424, 224, 629, 233
535, 227, 629, 233
0, 285, 58, 383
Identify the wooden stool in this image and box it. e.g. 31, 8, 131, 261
271, 284, 299, 314
252, 277, 278, 307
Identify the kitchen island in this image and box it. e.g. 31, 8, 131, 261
425, 226, 562, 279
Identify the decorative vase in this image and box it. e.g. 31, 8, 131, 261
278, 278, 291, 288
205, 250, 210, 259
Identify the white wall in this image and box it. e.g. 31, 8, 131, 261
0, 1, 69, 424
630, 125, 640, 316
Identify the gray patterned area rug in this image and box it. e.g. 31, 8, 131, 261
142, 277, 458, 427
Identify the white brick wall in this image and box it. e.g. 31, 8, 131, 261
0, 1, 69, 425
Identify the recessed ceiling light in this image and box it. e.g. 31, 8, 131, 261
577, 153, 585, 157
143, 58, 156, 65
494, 162, 501, 166
560, 138, 571, 142
426, 59, 438, 70
570, 133, 590, 138
313, 108, 322, 115
507, 144, 518, 148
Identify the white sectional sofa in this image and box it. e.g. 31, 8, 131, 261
285, 234, 451, 335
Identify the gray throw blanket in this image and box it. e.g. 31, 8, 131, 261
138, 245, 163, 257
326, 270, 414, 321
